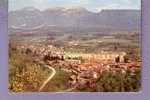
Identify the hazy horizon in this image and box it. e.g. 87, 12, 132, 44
9, 6, 141, 13
9, 0, 141, 12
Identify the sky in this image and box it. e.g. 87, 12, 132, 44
9, 0, 141, 12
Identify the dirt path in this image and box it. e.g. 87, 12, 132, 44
39, 64, 76, 92
38, 65, 56, 92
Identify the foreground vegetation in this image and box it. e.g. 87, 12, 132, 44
75, 69, 141, 92
42, 67, 71, 92
9, 49, 49, 92
9, 47, 70, 92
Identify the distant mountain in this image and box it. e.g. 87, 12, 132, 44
98, 10, 140, 30
9, 7, 141, 31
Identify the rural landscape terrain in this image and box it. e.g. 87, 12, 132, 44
9, 7, 141, 92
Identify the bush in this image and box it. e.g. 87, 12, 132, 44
96, 69, 141, 92
9, 48, 51, 92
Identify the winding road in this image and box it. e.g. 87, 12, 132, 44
38, 64, 76, 92
38, 65, 56, 92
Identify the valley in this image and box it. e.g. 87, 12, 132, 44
8, 7, 141, 92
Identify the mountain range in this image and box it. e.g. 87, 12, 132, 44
9, 7, 141, 32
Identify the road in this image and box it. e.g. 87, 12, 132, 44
38, 65, 56, 92
38, 64, 76, 92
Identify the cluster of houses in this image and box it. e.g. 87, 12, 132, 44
61, 61, 141, 89
13, 43, 64, 60
13, 42, 128, 64
65, 51, 128, 63
11, 42, 140, 90
46, 54, 140, 90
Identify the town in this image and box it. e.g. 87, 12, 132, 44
9, 40, 141, 92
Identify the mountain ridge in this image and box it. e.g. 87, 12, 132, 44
9, 7, 141, 31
